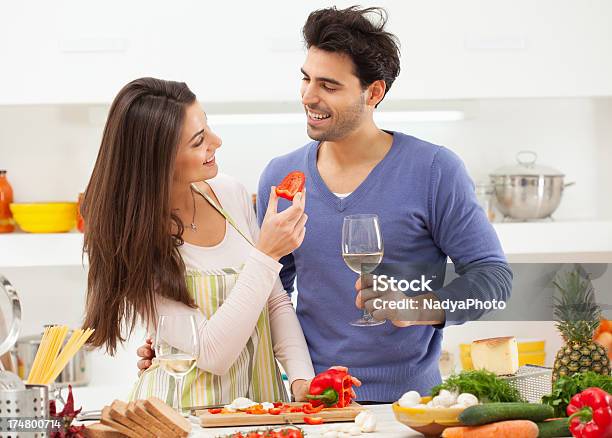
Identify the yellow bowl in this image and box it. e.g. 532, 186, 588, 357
10, 202, 77, 233
392, 397, 465, 438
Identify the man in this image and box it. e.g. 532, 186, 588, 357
255, 6, 511, 402
138, 6, 512, 403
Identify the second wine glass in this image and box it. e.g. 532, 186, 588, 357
342, 214, 385, 327
155, 314, 199, 416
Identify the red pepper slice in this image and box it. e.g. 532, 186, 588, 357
302, 403, 324, 414
289, 406, 304, 413
268, 407, 282, 415
303, 416, 324, 425
208, 408, 223, 414
567, 387, 612, 438
272, 402, 284, 408
275, 171, 305, 201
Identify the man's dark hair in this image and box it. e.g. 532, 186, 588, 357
302, 6, 401, 106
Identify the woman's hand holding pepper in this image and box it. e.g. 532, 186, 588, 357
256, 187, 307, 261
295, 367, 362, 403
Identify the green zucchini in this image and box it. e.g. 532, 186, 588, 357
536, 418, 570, 438
458, 403, 555, 426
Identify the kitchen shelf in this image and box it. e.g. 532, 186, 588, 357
1, 221, 611, 267
0, 232, 86, 267
493, 220, 612, 255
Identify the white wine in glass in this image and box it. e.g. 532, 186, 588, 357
342, 214, 385, 327
155, 315, 199, 416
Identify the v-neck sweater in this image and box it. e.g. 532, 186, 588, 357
257, 131, 512, 402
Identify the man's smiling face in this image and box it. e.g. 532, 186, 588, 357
300, 47, 368, 142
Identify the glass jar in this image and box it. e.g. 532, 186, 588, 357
475, 182, 496, 222
0, 170, 15, 233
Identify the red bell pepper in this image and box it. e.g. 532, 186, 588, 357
275, 171, 305, 201
567, 387, 612, 438
208, 408, 223, 414
305, 368, 354, 408
303, 416, 325, 425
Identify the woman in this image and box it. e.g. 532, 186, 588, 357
81, 77, 315, 406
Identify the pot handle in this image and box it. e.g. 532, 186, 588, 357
564, 182, 576, 188
516, 150, 538, 167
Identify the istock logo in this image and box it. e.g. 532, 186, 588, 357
373, 275, 435, 293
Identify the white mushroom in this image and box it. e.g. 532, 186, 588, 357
457, 393, 479, 407
398, 390, 421, 408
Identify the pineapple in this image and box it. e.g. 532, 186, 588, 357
552, 269, 610, 383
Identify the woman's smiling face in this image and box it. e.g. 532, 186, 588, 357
173, 102, 222, 184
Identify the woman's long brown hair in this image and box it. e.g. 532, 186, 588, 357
82, 78, 197, 355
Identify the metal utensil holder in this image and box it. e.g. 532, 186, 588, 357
501, 364, 552, 403
0, 385, 50, 438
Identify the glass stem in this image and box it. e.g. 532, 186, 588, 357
175, 375, 184, 414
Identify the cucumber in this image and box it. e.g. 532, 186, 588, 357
458, 403, 555, 426
536, 418, 570, 438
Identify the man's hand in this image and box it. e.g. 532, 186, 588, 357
355, 277, 445, 327
137, 337, 155, 376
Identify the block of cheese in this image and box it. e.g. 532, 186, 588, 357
471, 336, 519, 375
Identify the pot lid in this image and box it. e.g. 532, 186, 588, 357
490, 151, 564, 177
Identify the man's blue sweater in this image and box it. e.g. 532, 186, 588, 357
257, 131, 512, 402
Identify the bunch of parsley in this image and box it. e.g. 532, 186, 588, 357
431, 370, 525, 403
542, 371, 612, 417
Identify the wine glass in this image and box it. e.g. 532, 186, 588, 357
342, 214, 385, 327
155, 315, 199, 416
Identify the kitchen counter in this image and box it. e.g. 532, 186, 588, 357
71, 386, 423, 437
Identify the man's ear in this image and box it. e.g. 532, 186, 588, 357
366, 80, 387, 108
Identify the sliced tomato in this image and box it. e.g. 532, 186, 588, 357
208, 408, 222, 414
302, 403, 324, 414
303, 416, 324, 425
268, 407, 282, 415
275, 171, 306, 201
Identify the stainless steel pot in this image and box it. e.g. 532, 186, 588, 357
12, 326, 90, 387
490, 151, 574, 220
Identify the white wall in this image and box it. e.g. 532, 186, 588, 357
3, 1, 612, 103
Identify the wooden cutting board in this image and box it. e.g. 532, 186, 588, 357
198, 403, 365, 428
